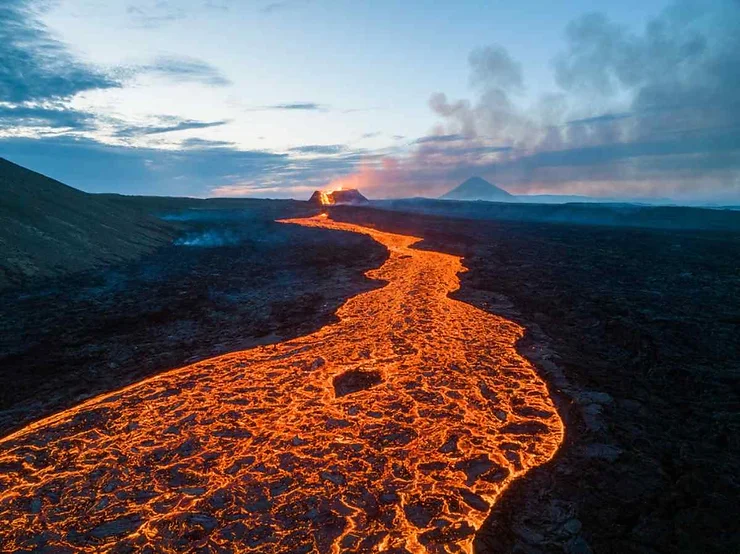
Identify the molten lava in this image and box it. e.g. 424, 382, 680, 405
0, 215, 563, 553
317, 191, 334, 205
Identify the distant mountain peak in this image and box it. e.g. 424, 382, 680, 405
440, 177, 514, 202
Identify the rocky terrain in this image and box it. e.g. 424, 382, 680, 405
0, 215, 562, 553
1, 189, 738, 552
0, 202, 386, 435
330, 206, 740, 553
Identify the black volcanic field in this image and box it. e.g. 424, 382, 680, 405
1, 159, 739, 553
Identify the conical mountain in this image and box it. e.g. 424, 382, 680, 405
440, 176, 514, 202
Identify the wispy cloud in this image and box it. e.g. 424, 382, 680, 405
180, 137, 235, 149
126, 2, 186, 28
0, 104, 96, 130
140, 56, 231, 86
414, 134, 465, 144
0, 0, 120, 103
260, 1, 309, 14
566, 112, 632, 126
115, 118, 229, 137
288, 144, 345, 154
255, 102, 327, 111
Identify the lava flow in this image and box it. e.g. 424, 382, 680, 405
0, 214, 563, 553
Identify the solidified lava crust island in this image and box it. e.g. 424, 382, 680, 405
0, 215, 563, 553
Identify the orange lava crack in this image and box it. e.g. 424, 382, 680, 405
0, 215, 563, 553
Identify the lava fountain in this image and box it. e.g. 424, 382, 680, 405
0, 214, 563, 553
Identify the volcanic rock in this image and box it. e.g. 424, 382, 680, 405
308, 188, 369, 205
333, 369, 383, 397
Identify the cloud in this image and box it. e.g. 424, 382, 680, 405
0, 0, 120, 103
288, 144, 345, 154
257, 102, 327, 111
414, 134, 465, 144
204, 1, 231, 11
140, 56, 231, 86
566, 112, 632, 126
209, 148, 383, 198
114, 118, 229, 137
126, 2, 186, 28
0, 134, 379, 199
0, 135, 287, 196
0, 104, 96, 130
180, 137, 235, 149
260, 1, 309, 14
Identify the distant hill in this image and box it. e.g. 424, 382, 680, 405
440, 177, 514, 202
0, 158, 175, 289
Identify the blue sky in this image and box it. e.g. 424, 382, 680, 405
1, 0, 738, 202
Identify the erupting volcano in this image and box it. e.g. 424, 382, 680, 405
308, 188, 369, 206
0, 214, 563, 553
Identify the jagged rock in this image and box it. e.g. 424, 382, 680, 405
565, 535, 594, 554
577, 444, 623, 462
90, 515, 142, 539
333, 369, 382, 397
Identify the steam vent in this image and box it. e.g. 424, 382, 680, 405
308, 188, 369, 206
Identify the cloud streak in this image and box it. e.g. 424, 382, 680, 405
126, 2, 186, 28
138, 56, 232, 87
254, 102, 327, 111
115, 118, 229, 137
0, 104, 95, 130
260, 1, 309, 14
288, 144, 345, 155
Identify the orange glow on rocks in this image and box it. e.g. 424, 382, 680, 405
0, 215, 563, 553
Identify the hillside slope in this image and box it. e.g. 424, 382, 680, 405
0, 158, 175, 289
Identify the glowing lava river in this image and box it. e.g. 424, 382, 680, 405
0, 214, 563, 553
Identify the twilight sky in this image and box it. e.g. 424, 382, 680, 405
1, 0, 738, 202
